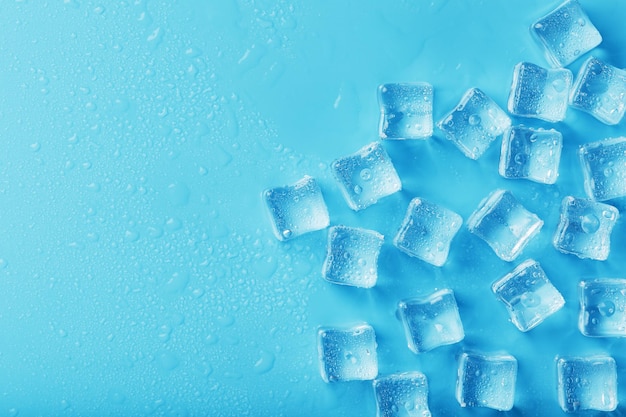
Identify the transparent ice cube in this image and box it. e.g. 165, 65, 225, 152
322, 226, 384, 288
499, 125, 562, 184
437, 88, 511, 160
263, 175, 330, 241
531, 0, 602, 68
467, 190, 543, 262
552, 196, 619, 261
373, 372, 431, 417
393, 198, 463, 267
397, 289, 465, 354
317, 323, 378, 383
492, 259, 565, 332
507, 62, 572, 122
580, 137, 626, 201
456, 352, 517, 411
570, 56, 626, 125
332, 141, 402, 211
378, 83, 434, 140
579, 278, 626, 337
556, 356, 617, 412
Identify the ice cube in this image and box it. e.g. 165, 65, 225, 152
552, 196, 619, 261
580, 137, 626, 201
507, 62, 572, 122
397, 289, 464, 354
570, 57, 626, 125
373, 372, 431, 417
263, 175, 330, 241
456, 352, 517, 411
393, 198, 463, 267
378, 83, 434, 140
556, 356, 617, 412
499, 125, 562, 184
467, 190, 543, 262
492, 259, 565, 332
322, 226, 384, 288
317, 323, 378, 383
579, 278, 626, 337
437, 88, 511, 159
531, 0, 602, 68
332, 141, 402, 211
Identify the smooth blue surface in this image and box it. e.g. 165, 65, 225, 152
2, 1, 626, 416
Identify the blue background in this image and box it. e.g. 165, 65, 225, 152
1, 1, 626, 415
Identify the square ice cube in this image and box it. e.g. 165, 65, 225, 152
317, 323, 378, 383
556, 356, 617, 412
499, 126, 563, 184
552, 196, 619, 261
531, 0, 602, 68
378, 83, 434, 140
393, 198, 463, 267
579, 278, 626, 337
373, 372, 431, 417
507, 62, 572, 122
467, 190, 543, 262
492, 259, 565, 332
397, 289, 464, 354
580, 137, 626, 201
263, 175, 330, 241
332, 141, 402, 211
322, 226, 384, 288
570, 57, 626, 125
456, 352, 517, 411
437, 88, 511, 160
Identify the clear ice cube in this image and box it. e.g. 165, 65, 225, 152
378, 83, 434, 140
492, 259, 565, 332
322, 226, 384, 288
552, 196, 619, 261
373, 372, 431, 417
263, 175, 330, 241
570, 56, 626, 125
507, 62, 572, 122
332, 141, 402, 211
556, 356, 617, 412
456, 352, 517, 411
397, 289, 465, 354
579, 278, 626, 337
580, 137, 626, 201
499, 125, 562, 184
531, 0, 602, 68
437, 88, 511, 160
467, 190, 543, 262
393, 198, 463, 267
317, 323, 378, 383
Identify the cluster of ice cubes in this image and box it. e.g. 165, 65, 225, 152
261, 0, 626, 413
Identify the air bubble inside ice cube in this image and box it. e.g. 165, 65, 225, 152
456, 352, 517, 411
556, 356, 617, 412
378, 83, 434, 139
317, 323, 378, 382
579, 279, 626, 337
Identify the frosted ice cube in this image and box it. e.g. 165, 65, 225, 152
499, 125, 562, 184
570, 57, 626, 125
580, 137, 626, 201
556, 356, 617, 412
492, 259, 565, 332
552, 196, 619, 261
332, 141, 402, 211
579, 278, 626, 337
378, 83, 434, 139
456, 352, 517, 411
322, 226, 384, 288
317, 323, 378, 383
393, 198, 463, 267
437, 88, 511, 160
373, 372, 431, 417
531, 0, 602, 68
508, 62, 572, 122
263, 175, 330, 241
467, 190, 543, 262
398, 289, 464, 354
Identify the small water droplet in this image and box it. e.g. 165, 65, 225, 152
282, 229, 292, 239
598, 300, 616, 317
580, 212, 600, 234
468, 114, 481, 125
360, 168, 372, 181
353, 185, 363, 194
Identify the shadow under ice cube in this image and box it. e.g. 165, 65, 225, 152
373, 372, 431, 417
456, 352, 517, 411
579, 278, 626, 337
378, 83, 433, 140
556, 356, 617, 412
580, 137, 626, 201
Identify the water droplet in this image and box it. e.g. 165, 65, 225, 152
580, 212, 600, 234
353, 185, 363, 194
360, 168, 372, 181
598, 300, 616, 317
577, 18, 586, 26
345, 352, 358, 364
281, 229, 292, 239
468, 114, 481, 125
552, 79, 566, 92
253, 350, 276, 374
520, 292, 541, 308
